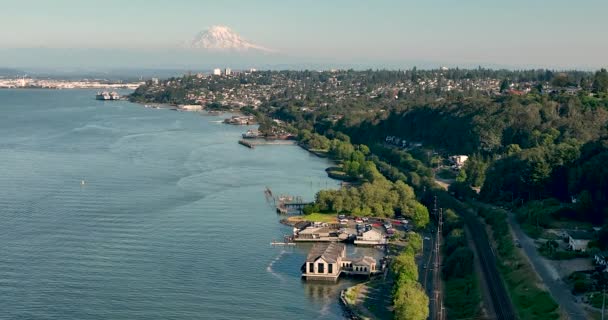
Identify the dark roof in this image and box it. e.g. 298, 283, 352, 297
568, 230, 593, 240
351, 256, 376, 266
294, 221, 311, 230
306, 243, 344, 263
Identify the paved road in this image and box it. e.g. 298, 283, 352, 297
418, 229, 437, 319
507, 212, 588, 320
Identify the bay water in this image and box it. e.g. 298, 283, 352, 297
0, 89, 376, 319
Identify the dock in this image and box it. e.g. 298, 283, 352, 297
270, 235, 296, 246
238, 139, 255, 148
264, 187, 311, 214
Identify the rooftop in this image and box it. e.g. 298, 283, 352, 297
568, 230, 593, 240
306, 243, 344, 263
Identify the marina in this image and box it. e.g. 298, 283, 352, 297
95, 91, 120, 100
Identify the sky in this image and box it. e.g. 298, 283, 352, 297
0, 0, 606, 70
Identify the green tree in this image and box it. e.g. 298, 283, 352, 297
410, 202, 430, 228
392, 251, 418, 283
455, 169, 467, 183
394, 282, 430, 320
443, 247, 474, 279
592, 68, 608, 93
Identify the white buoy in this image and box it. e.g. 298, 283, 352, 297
81, 180, 85, 185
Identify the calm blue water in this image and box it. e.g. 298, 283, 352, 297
0, 89, 373, 319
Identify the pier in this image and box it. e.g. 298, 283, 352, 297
264, 187, 311, 214
238, 139, 255, 148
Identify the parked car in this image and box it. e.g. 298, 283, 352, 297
338, 214, 346, 220
355, 217, 363, 224
362, 217, 369, 222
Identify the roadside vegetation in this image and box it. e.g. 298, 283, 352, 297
442, 209, 481, 319
476, 206, 560, 320
392, 233, 429, 320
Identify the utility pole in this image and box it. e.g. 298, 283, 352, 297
434, 207, 443, 320
602, 285, 605, 320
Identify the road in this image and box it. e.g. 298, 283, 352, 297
507, 211, 588, 320
419, 228, 440, 320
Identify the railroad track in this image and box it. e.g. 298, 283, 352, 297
461, 208, 516, 320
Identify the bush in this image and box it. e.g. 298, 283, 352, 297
444, 247, 474, 279
573, 279, 592, 294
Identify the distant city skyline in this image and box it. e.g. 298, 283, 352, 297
1, 0, 607, 70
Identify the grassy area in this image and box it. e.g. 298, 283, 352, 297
362, 278, 394, 320
325, 166, 355, 181
445, 275, 481, 319
436, 167, 457, 180
476, 205, 561, 320
287, 212, 337, 223
344, 284, 363, 305
587, 292, 608, 308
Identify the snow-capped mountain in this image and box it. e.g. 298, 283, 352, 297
188, 25, 273, 52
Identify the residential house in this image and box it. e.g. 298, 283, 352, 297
567, 231, 593, 251
594, 252, 608, 272
450, 155, 469, 170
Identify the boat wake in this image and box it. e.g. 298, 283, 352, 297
266, 250, 287, 281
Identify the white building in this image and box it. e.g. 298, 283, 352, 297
180, 105, 203, 111
225, 68, 232, 76
303, 243, 345, 281
302, 243, 378, 281
354, 229, 387, 246
213, 68, 222, 76
567, 231, 592, 251
450, 155, 469, 170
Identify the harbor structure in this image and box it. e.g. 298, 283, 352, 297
179, 104, 203, 111
95, 91, 120, 100
223, 115, 256, 125
295, 224, 342, 242
354, 228, 387, 246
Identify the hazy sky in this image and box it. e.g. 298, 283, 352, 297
1, 0, 607, 69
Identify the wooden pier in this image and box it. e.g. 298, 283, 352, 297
238, 139, 255, 148
264, 187, 311, 214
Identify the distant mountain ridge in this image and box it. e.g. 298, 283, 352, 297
187, 25, 274, 53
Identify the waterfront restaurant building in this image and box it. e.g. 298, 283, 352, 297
303, 243, 345, 281
302, 243, 379, 281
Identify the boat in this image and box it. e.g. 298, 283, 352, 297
242, 129, 260, 139
95, 91, 120, 100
